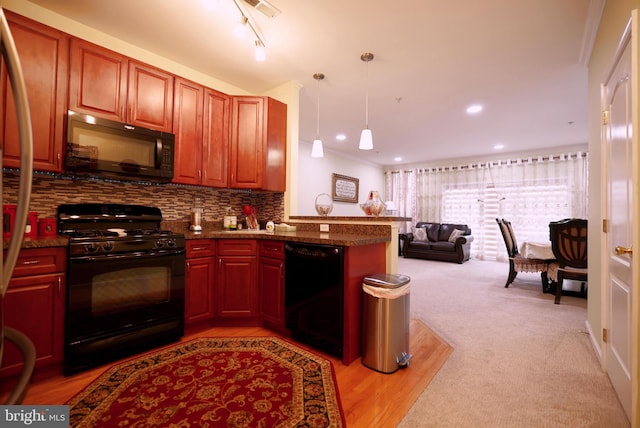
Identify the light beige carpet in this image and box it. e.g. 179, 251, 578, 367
397, 258, 629, 428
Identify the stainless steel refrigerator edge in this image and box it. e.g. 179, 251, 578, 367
0, 6, 35, 404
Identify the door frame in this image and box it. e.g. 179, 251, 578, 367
600, 12, 639, 426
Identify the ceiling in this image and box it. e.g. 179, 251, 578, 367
26, 0, 596, 167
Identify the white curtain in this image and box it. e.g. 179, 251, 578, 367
385, 152, 588, 260
384, 169, 416, 233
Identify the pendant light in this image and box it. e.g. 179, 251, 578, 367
311, 73, 325, 158
359, 52, 374, 150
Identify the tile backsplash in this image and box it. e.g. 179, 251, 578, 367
2, 173, 285, 225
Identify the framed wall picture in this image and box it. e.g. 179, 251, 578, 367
332, 173, 359, 203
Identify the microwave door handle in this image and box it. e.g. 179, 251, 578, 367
156, 138, 162, 169
0, 7, 33, 294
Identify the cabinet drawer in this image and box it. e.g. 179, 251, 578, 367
10, 247, 66, 278
186, 239, 216, 258
218, 239, 257, 256
259, 240, 284, 260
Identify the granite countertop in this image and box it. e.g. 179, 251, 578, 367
3, 235, 69, 250
183, 230, 389, 246
5, 230, 389, 250
289, 216, 411, 222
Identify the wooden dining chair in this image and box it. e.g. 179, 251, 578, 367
496, 218, 553, 291
549, 218, 588, 304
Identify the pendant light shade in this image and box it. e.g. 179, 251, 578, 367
359, 52, 374, 151
311, 73, 325, 158
359, 129, 373, 150
311, 139, 324, 158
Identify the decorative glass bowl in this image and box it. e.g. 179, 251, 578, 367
360, 190, 386, 216
315, 193, 333, 216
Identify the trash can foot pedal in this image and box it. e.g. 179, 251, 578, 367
397, 351, 412, 367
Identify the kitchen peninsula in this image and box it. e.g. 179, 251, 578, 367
179, 226, 389, 365
288, 215, 411, 274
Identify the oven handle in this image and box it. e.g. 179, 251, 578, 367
69, 249, 185, 263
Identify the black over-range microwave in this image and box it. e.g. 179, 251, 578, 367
65, 110, 175, 182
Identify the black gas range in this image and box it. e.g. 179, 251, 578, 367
57, 203, 185, 374
58, 203, 185, 257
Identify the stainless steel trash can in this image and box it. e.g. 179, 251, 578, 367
361, 273, 411, 373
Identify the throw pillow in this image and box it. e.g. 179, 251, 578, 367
448, 229, 466, 242
413, 227, 428, 241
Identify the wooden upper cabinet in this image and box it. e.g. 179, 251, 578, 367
68, 39, 126, 122
229, 96, 286, 191
202, 88, 229, 188
172, 77, 204, 185
1, 11, 68, 172
173, 81, 229, 187
127, 61, 174, 132
263, 97, 287, 192
230, 97, 263, 189
69, 39, 173, 132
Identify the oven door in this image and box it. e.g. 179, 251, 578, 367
66, 250, 185, 345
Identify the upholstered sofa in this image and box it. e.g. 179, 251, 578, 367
399, 222, 473, 264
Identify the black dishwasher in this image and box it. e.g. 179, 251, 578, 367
285, 242, 344, 358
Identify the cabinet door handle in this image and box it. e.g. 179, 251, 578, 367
21, 259, 40, 265
57, 276, 61, 296
192, 246, 208, 251
57, 152, 61, 168
186, 261, 190, 272
279, 262, 283, 279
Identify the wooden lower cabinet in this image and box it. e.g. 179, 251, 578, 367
215, 239, 259, 324
1, 247, 66, 378
259, 241, 285, 331
185, 240, 216, 326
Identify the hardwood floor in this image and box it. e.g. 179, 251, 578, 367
3, 319, 452, 427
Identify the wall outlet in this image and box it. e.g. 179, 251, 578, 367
320, 224, 330, 232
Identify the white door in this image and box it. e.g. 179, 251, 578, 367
602, 15, 637, 423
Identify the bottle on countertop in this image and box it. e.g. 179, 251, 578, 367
223, 207, 237, 230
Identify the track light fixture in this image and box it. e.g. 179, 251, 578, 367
311, 73, 325, 158
254, 40, 266, 62
232, 0, 268, 61
234, 15, 248, 39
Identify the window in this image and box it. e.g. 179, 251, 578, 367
386, 152, 588, 261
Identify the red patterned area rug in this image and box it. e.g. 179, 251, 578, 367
67, 337, 345, 427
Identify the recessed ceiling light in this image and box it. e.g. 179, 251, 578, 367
493, 144, 504, 150
466, 104, 483, 114
336, 134, 346, 141
200, 0, 218, 12
394, 157, 403, 162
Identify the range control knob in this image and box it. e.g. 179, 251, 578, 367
86, 243, 98, 253
102, 242, 114, 252
166, 239, 175, 247
155, 240, 165, 248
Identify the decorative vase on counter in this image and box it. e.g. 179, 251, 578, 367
315, 193, 333, 216
360, 190, 386, 216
